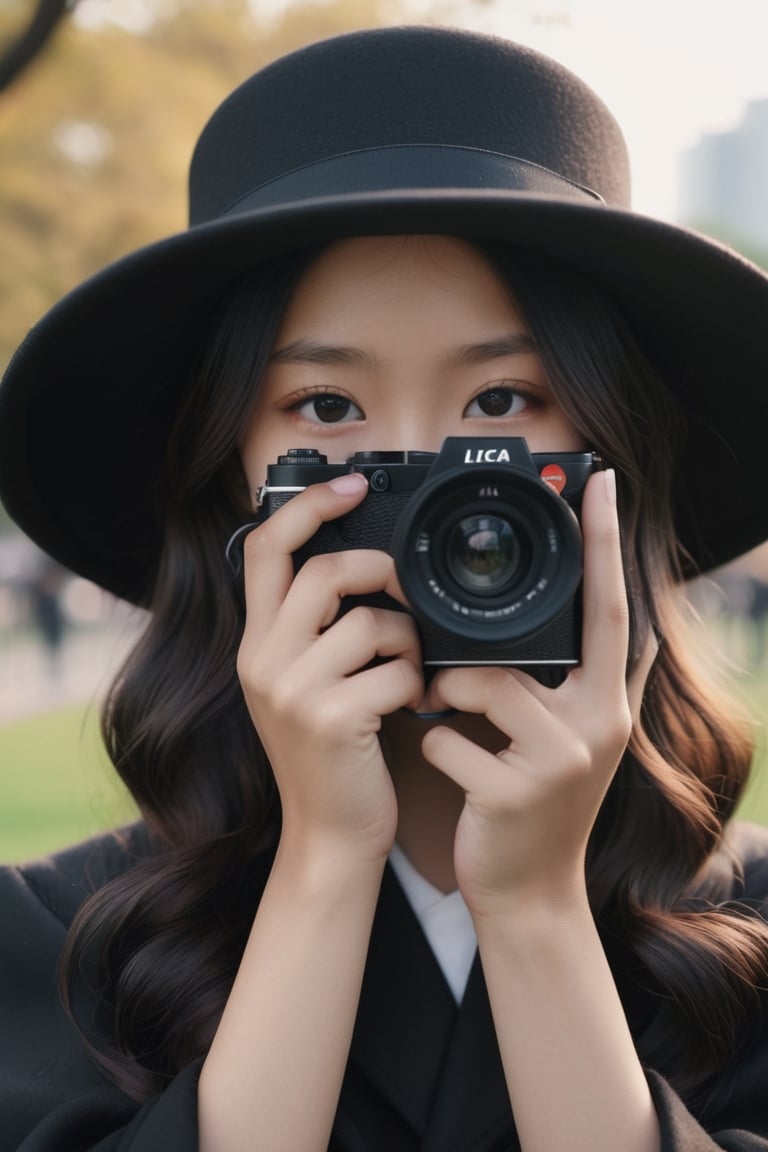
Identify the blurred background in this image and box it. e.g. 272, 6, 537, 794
1, 0, 767, 863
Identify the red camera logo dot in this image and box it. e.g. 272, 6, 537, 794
540, 463, 566, 494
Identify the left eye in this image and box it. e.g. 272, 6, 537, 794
465, 387, 529, 418
294, 394, 363, 423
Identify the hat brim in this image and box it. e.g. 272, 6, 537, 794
1, 189, 766, 602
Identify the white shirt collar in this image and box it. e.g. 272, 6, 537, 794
389, 842, 477, 1003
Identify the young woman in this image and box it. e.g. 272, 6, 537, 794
2, 25, 768, 1152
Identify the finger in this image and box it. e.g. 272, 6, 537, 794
241, 473, 368, 646
422, 664, 553, 743
421, 723, 509, 794
577, 469, 630, 699
290, 603, 422, 683
334, 656, 426, 719
265, 549, 407, 656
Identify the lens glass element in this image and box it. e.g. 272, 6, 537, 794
446, 515, 522, 594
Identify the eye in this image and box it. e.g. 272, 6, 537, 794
464, 386, 530, 418
292, 392, 363, 424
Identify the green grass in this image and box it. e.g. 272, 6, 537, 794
734, 668, 768, 825
0, 704, 138, 864
1, 670, 766, 867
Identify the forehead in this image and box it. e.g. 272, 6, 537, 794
276, 235, 527, 336
293, 233, 501, 283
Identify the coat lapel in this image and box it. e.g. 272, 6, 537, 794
342, 863, 459, 1138
337, 864, 518, 1151
422, 953, 518, 1151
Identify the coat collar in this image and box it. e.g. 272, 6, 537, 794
341, 863, 517, 1150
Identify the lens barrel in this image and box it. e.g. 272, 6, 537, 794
392, 465, 582, 645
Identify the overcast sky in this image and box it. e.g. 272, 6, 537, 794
449, 0, 768, 221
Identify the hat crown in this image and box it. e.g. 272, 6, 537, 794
189, 25, 630, 226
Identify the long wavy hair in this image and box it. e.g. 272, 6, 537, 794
60, 240, 768, 1108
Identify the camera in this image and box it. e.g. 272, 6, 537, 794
244, 437, 600, 675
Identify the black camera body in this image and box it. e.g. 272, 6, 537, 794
254, 437, 600, 673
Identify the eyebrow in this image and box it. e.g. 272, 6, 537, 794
269, 339, 376, 366
444, 333, 538, 367
269, 333, 537, 369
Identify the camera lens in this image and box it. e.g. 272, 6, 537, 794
446, 515, 523, 594
392, 463, 583, 646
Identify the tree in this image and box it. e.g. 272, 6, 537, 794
0, 0, 456, 377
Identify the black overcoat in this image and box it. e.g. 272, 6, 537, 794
3, 821, 768, 1151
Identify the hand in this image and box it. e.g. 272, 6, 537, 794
419, 470, 658, 918
237, 473, 424, 864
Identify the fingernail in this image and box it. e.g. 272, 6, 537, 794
604, 468, 616, 506
328, 472, 368, 495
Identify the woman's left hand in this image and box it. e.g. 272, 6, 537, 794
420, 469, 658, 919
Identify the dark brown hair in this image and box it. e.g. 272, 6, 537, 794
60, 241, 768, 1107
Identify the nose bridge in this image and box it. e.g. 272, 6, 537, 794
374, 392, 449, 453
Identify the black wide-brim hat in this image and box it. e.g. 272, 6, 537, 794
1, 25, 767, 604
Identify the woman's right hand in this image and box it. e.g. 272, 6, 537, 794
236, 471, 424, 864
203, 472, 420, 1151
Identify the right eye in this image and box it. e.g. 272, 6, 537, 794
291, 392, 364, 424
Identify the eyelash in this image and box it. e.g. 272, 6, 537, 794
287, 387, 362, 424
285, 383, 536, 424
464, 384, 533, 418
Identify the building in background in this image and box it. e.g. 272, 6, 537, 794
679, 98, 768, 254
